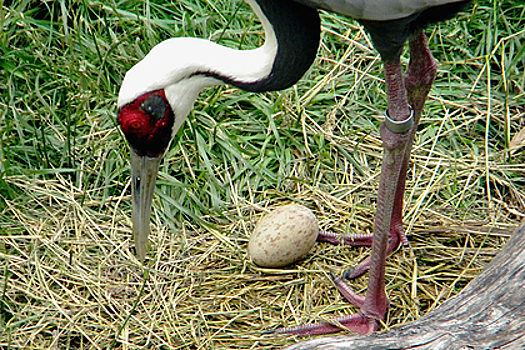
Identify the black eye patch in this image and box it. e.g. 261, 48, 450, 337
140, 94, 167, 122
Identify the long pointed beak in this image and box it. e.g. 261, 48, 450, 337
130, 149, 162, 261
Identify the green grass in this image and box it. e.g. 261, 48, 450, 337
1, 0, 524, 349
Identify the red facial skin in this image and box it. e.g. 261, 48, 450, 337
118, 89, 174, 157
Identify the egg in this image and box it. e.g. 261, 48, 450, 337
248, 204, 319, 267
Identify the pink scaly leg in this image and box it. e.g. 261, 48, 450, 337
271, 117, 411, 336
269, 33, 437, 336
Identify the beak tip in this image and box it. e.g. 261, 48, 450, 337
136, 247, 146, 262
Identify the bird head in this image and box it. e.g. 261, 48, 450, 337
117, 89, 175, 261
118, 89, 174, 158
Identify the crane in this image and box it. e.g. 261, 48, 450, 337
117, 0, 472, 336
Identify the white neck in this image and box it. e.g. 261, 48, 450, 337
118, 0, 277, 135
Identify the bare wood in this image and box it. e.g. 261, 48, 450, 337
284, 222, 525, 350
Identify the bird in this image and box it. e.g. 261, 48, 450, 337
117, 0, 472, 336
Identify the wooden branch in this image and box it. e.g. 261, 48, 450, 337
284, 222, 525, 350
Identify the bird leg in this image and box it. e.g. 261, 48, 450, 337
350, 32, 437, 327
270, 122, 412, 336
405, 33, 438, 118
269, 33, 437, 337
269, 60, 414, 337
356, 58, 413, 326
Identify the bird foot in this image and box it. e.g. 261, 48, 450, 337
346, 221, 408, 279
266, 272, 385, 336
317, 230, 374, 246
317, 220, 408, 279
267, 313, 379, 336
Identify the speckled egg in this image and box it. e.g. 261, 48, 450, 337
248, 204, 319, 267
